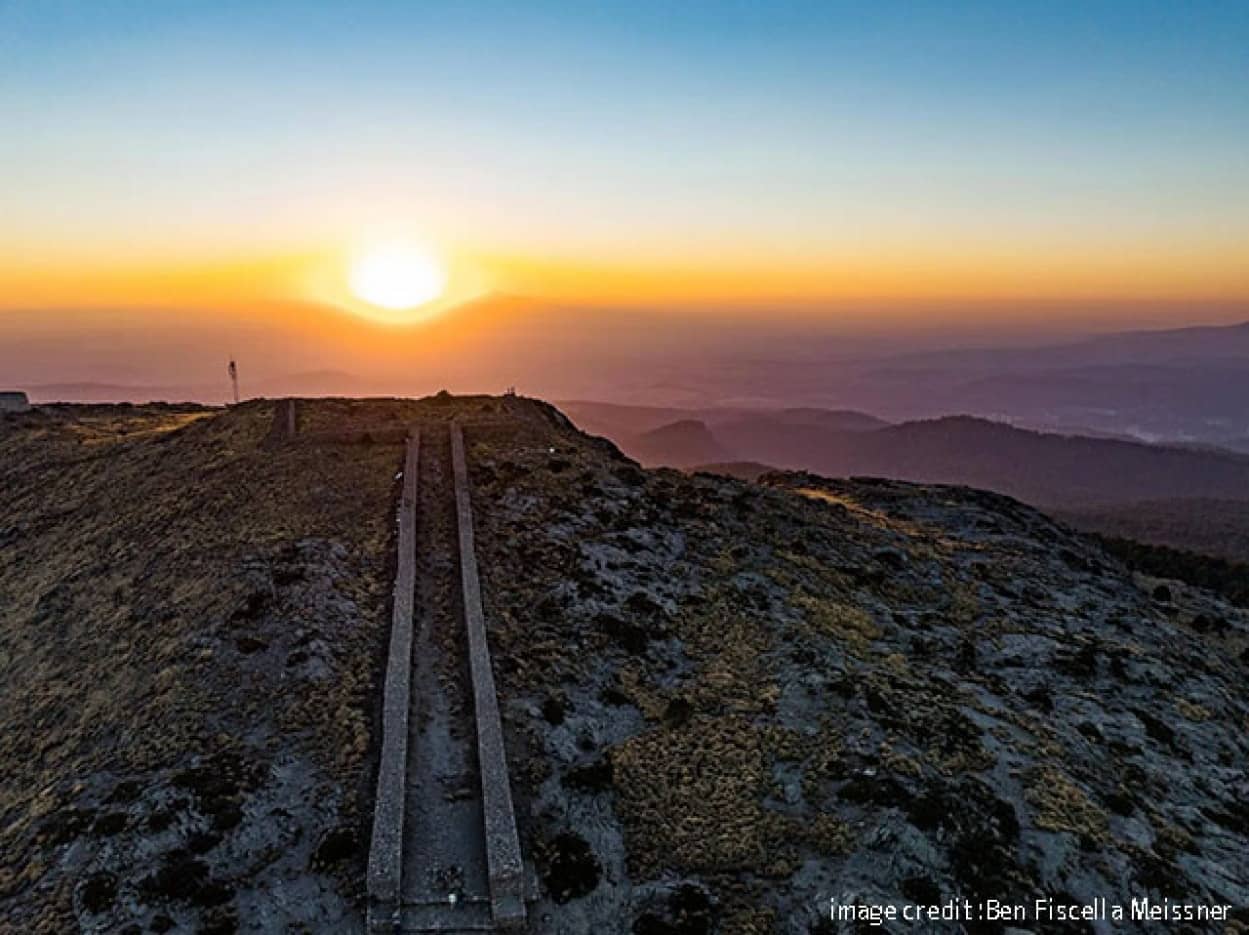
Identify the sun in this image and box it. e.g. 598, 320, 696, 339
348, 242, 445, 314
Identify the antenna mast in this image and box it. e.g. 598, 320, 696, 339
228, 356, 239, 405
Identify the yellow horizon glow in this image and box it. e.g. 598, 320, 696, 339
2, 236, 1248, 323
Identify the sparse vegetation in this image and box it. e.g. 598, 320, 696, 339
614, 716, 766, 874
0, 400, 408, 932
470, 412, 1249, 929
1025, 767, 1110, 843
792, 590, 881, 648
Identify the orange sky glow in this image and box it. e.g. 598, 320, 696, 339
4, 235, 1248, 323
4, 1, 1248, 389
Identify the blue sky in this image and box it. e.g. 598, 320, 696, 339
2, 0, 1248, 309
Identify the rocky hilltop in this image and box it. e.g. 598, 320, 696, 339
1, 397, 1246, 934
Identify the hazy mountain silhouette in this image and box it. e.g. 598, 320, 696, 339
840, 319, 1249, 444
877, 319, 1249, 372
819, 417, 1249, 507
563, 401, 888, 444
626, 419, 730, 467
10, 308, 1249, 447
23, 382, 222, 404
710, 410, 889, 467
575, 404, 1249, 510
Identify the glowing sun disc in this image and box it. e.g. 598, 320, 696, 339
349, 243, 445, 311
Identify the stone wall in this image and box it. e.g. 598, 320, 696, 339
0, 392, 30, 412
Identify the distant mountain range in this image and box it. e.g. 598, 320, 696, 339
17, 338, 1249, 564
628, 420, 729, 467
21, 382, 225, 404
559, 401, 889, 468
13, 312, 1249, 560
11, 305, 1248, 447
20, 371, 395, 405
557, 317, 1249, 450
573, 402, 1249, 508
825, 319, 1249, 448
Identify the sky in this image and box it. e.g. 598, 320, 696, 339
2, 0, 1249, 387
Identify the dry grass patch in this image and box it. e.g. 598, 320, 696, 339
1175, 698, 1212, 722
792, 590, 880, 648
613, 715, 766, 875
1025, 767, 1109, 843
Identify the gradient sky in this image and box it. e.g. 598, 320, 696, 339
3, 0, 1249, 323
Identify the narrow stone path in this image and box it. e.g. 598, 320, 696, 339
368, 422, 526, 933
399, 425, 492, 931
450, 423, 526, 927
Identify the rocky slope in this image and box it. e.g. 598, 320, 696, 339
0, 400, 413, 933
2, 396, 1247, 934
468, 404, 1249, 933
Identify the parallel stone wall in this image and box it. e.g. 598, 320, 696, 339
450, 423, 527, 928
366, 432, 419, 931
